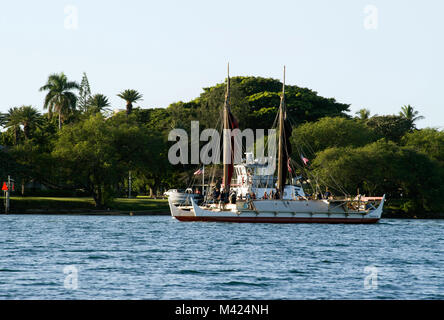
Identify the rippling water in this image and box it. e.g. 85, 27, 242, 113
0, 215, 443, 299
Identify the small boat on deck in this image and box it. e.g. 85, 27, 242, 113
164, 188, 203, 206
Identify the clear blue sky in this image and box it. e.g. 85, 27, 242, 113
1, 0, 442, 128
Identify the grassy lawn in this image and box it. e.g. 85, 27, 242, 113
110, 198, 169, 211
9, 196, 169, 212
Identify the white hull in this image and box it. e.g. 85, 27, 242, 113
169, 195, 385, 224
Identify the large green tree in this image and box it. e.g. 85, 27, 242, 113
52, 113, 164, 207
39, 72, 79, 129
167, 76, 350, 131
0, 147, 24, 197
9, 139, 54, 195
291, 117, 376, 157
133, 107, 172, 133
365, 115, 414, 142
312, 140, 444, 214
402, 128, 444, 165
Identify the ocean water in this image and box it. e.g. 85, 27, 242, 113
0, 215, 442, 300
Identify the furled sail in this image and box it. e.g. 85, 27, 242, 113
222, 63, 238, 191
277, 66, 292, 198
226, 110, 239, 190
281, 111, 292, 188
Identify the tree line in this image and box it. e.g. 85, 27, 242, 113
1, 72, 443, 216
292, 114, 444, 215
0, 72, 169, 207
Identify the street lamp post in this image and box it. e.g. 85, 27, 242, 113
4, 175, 14, 214
128, 171, 132, 199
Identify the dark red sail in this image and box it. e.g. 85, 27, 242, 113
226, 111, 239, 189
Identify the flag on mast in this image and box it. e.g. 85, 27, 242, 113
287, 158, 292, 173
301, 154, 309, 165
194, 168, 203, 175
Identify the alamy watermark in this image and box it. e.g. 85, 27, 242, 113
64, 5, 79, 30
363, 5, 378, 30
364, 266, 378, 290
168, 121, 277, 170
63, 265, 79, 290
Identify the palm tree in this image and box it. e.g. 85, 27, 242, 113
400, 105, 424, 124
87, 94, 111, 114
355, 108, 371, 120
17, 106, 43, 140
3, 106, 43, 142
0, 112, 6, 127
3, 107, 22, 145
39, 72, 79, 129
117, 89, 143, 115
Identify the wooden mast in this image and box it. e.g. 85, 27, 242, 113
277, 66, 286, 198
222, 63, 231, 192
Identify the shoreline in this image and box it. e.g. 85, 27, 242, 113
5, 209, 170, 216
3, 197, 443, 218
4, 197, 443, 218
3, 196, 171, 216
2, 210, 444, 219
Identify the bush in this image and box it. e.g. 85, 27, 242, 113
292, 117, 376, 156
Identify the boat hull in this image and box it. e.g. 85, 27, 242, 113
169, 195, 385, 224
174, 215, 379, 224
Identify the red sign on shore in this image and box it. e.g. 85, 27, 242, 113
2, 182, 7, 191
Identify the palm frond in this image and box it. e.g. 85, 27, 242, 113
117, 89, 143, 103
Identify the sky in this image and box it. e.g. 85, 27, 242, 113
0, 0, 443, 129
